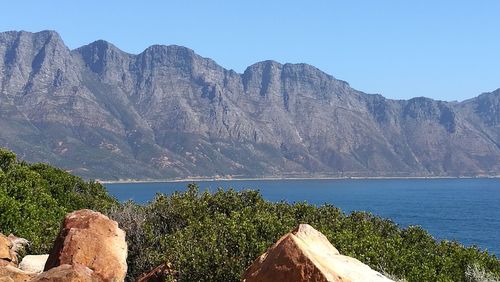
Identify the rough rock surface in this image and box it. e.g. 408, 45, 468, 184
18, 255, 49, 274
0, 265, 37, 282
44, 209, 127, 282
0, 30, 499, 179
5, 236, 28, 257
243, 224, 393, 282
0, 234, 20, 267
30, 264, 101, 282
0, 235, 14, 267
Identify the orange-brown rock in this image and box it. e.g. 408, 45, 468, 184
136, 262, 177, 282
0, 265, 37, 282
44, 209, 127, 282
30, 264, 101, 282
243, 224, 394, 282
0, 234, 17, 267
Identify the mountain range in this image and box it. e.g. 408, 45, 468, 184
0, 30, 499, 180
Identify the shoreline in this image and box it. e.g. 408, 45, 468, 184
98, 175, 500, 184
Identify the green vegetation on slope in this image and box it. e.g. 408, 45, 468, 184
0, 148, 499, 281
0, 148, 117, 253
110, 184, 500, 282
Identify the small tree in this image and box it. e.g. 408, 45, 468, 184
0, 148, 16, 172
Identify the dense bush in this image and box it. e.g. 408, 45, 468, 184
1, 148, 499, 281
110, 184, 500, 282
0, 148, 118, 253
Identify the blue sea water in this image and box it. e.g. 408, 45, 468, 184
105, 178, 500, 256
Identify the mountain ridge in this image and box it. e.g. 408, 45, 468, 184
0, 30, 499, 180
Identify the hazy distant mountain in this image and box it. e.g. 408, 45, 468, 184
0, 30, 498, 180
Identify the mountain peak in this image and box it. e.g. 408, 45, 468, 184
0, 29, 65, 48
32, 29, 61, 38
81, 39, 123, 52
136, 44, 215, 74
76, 39, 130, 74
141, 44, 196, 57
11, 29, 61, 38
246, 60, 282, 69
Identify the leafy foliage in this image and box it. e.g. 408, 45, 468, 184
110, 184, 500, 282
1, 148, 499, 281
0, 148, 118, 253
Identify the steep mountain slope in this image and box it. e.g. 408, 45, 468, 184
0, 30, 498, 179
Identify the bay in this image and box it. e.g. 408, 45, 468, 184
105, 178, 500, 256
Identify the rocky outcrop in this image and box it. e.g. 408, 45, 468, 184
18, 255, 48, 274
243, 224, 393, 282
0, 265, 37, 282
44, 209, 127, 282
0, 234, 38, 281
0, 234, 27, 267
30, 264, 100, 282
0, 235, 15, 267
0, 210, 127, 281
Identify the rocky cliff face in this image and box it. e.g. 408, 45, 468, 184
0, 30, 499, 179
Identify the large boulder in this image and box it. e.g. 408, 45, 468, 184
243, 224, 394, 282
0, 265, 37, 282
44, 209, 127, 282
30, 264, 101, 282
18, 255, 49, 274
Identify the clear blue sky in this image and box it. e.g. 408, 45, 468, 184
2, 1, 499, 101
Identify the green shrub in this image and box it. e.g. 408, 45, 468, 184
109, 184, 500, 282
0, 148, 118, 253
1, 148, 499, 281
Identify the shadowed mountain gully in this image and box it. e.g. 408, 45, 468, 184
0, 30, 499, 180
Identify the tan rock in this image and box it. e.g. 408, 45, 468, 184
243, 224, 394, 282
0, 234, 18, 267
136, 262, 177, 282
30, 264, 101, 282
0, 265, 37, 282
19, 255, 49, 274
0, 235, 12, 260
44, 209, 127, 282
